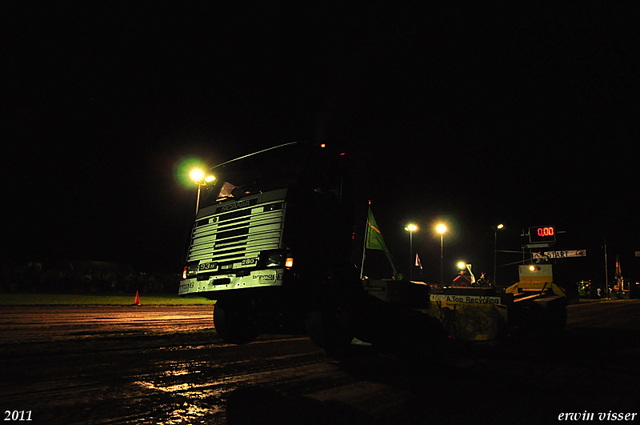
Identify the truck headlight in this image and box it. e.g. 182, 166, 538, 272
266, 253, 283, 267
183, 263, 198, 279
260, 251, 292, 268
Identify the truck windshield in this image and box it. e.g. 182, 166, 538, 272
200, 142, 311, 208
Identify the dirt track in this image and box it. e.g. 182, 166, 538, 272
1, 301, 639, 424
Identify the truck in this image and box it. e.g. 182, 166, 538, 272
178, 141, 566, 355
178, 141, 448, 357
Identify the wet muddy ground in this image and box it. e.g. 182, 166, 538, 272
1, 301, 639, 424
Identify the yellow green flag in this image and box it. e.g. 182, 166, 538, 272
364, 207, 404, 280
365, 207, 390, 252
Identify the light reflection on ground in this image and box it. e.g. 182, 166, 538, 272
134, 362, 239, 424
164, 402, 220, 425
135, 379, 231, 423
134, 358, 336, 424
159, 368, 200, 377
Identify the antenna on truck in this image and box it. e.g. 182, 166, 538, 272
209, 141, 301, 171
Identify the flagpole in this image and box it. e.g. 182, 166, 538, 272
359, 200, 371, 279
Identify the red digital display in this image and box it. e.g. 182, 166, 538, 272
537, 227, 554, 237
529, 226, 556, 243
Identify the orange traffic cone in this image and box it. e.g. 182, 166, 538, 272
133, 291, 141, 306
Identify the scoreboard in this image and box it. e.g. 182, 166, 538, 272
529, 226, 556, 244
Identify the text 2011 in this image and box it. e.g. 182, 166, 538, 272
4, 411, 32, 422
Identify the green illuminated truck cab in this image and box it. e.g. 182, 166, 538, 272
179, 188, 290, 297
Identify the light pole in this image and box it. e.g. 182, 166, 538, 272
493, 224, 504, 287
190, 168, 215, 214
405, 223, 418, 281
436, 223, 447, 286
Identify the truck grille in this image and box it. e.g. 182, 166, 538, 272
186, 199, 285, 265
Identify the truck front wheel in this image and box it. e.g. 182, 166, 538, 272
213, 301, 260, 344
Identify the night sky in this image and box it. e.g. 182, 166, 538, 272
4, 3, 639, 286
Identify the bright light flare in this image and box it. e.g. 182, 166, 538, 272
405, 224, 418, 232
190, 168, 205, 182
436, 223, 447, 234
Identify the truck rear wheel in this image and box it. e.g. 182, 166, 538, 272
213, 301, 260, 344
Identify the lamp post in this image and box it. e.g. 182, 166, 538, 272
190, 168, 215, 214
493, 224, 504, 287
436, 223, 447, 286
405, 223, 418, 281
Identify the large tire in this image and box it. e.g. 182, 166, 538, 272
305, 307, 356, 359
348, 294, 449, 360
213, 301, 260, 344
